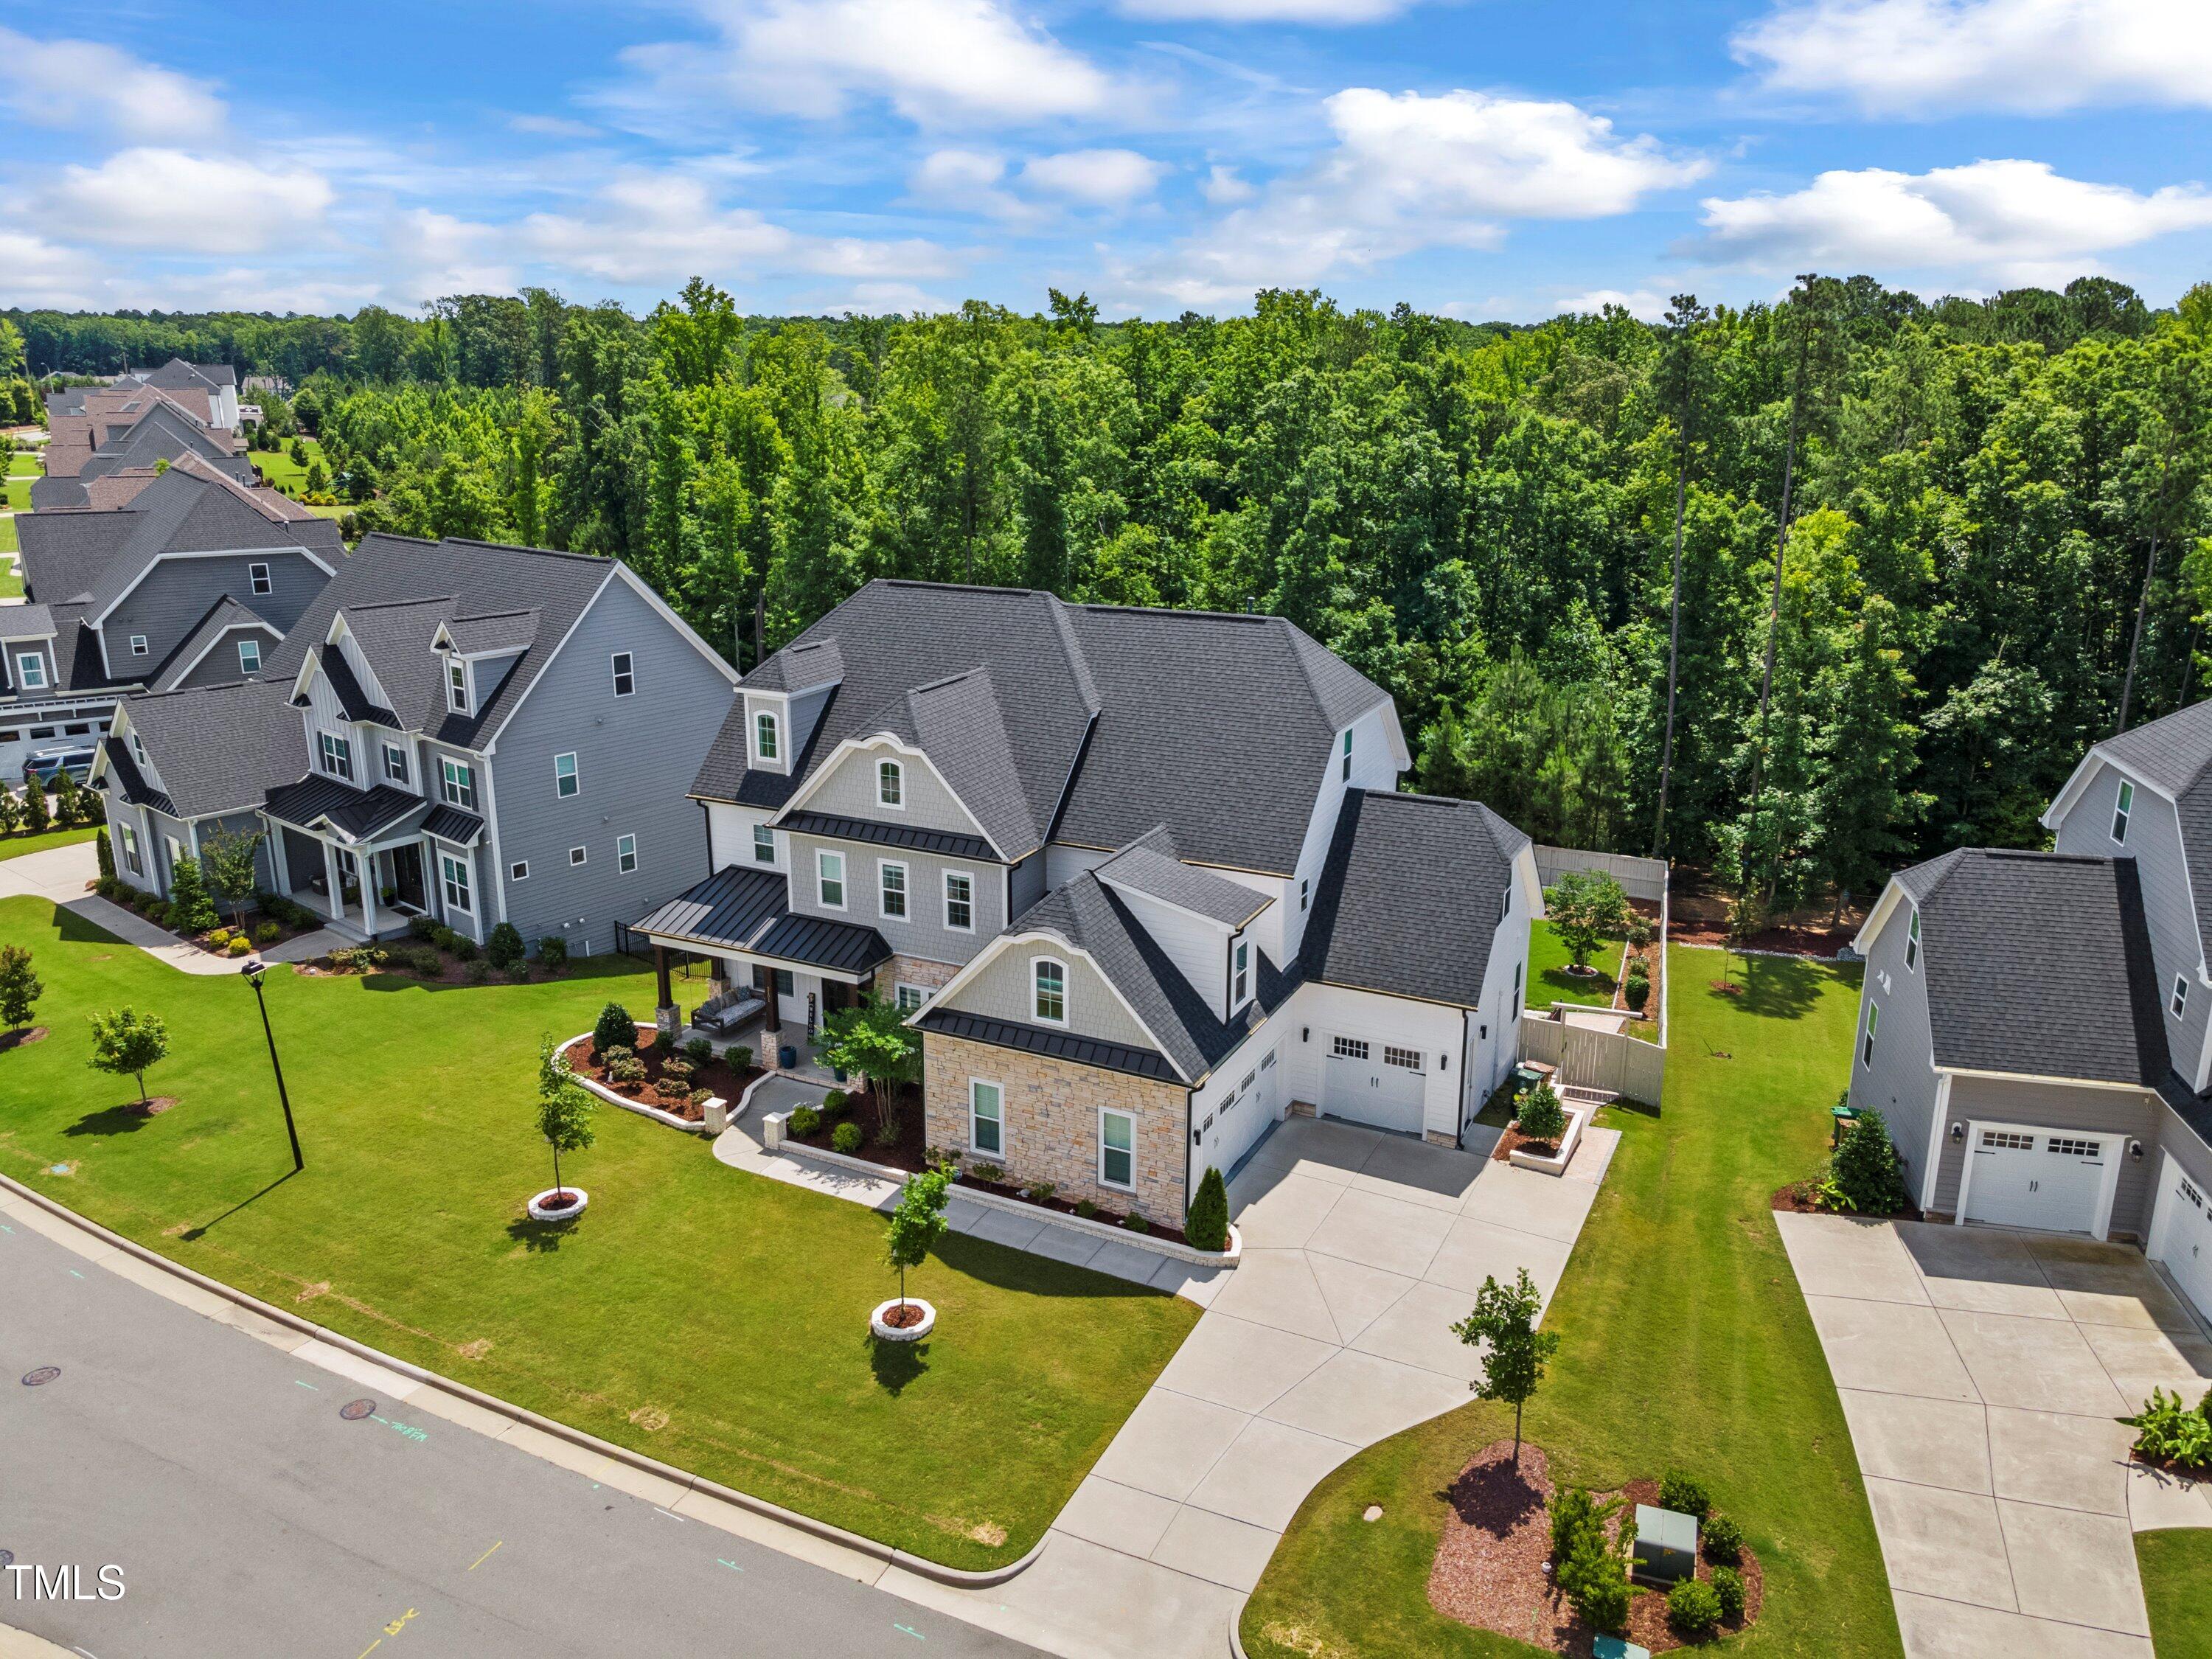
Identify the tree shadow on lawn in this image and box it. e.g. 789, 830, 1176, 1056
52, 904, 129, 945
868, 1330, 929, 1394
63, 1100, 162, 1136
505, 1214, 578, 1253
1701, 953, 1832, 1023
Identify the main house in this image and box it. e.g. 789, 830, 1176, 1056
1850, 698, 2212, 1327
5, 456, 341, 781
638, 580, 1538, 1225
93, 532, 740, 955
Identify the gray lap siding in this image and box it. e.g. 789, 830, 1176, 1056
1930, 1074, 2161, 1237
104, 551, 327, 676
785, 830, 1004, 967
1848, 895, 1944, 1204
172, 627, 276, 689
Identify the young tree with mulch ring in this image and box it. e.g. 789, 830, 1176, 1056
1545, 871, 1631, 973
535, 1033, 596, 1208
88, 1006, 170, 1107
883, 1164, 950, 1322
0, 944, 42, 1038
1453, 1267, 1559, 1463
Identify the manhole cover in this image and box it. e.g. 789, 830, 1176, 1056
0, 1549, 13, 1568
339, 1398, 376, 1421
21, 1367, 60, 1387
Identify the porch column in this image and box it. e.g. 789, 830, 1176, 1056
654, 945, 678, 1039
266, 820, 291, 895
361, 850, 380, 937
320, 839, 342, 923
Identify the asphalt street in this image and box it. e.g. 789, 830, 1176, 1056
0, 1214, 1045, 1659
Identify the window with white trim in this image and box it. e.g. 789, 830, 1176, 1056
117, 824, 142, 874
1034, 957, 1067, 1024
944, 869, 973, 932
2174, 974, 2190, 1020
511, 860, 529, 881
15, 652, 46, 689
1099, 1110, 1135, 1190
1231, 939, 1250, 1008
879, 860, 908, 919
1981, 1129, 2034, 1151
318, 730, 354, 782
877, 759, 903, 808
1332, 1035, 1369, 1060
129, 636, 147, 656
1861, 1001, 1879, 1068
2048, 1136, 2104, 1160
248, 561, 271, 595
1341, 728, 1352, 781
554, 751, 579, 799
970, 1079, 1004, 1157
1905, 909, 1919, 971
568, 845, 587, 866
754, 710, 779, 762
237, 638, 262, 675
439, 758, 475, 810
447, 659, 470, 714
439, 852, 472, 914
617, 833, 638, 874
895, 983, 928, 1014
611, 651, 635, 697
2113, 779, 2134, 844
1512, 961, 1523, 1020
753, 822, 776, 865
382, 742, 408, 785
1299, 877, 1310, 912
130, 732, 147, 765
818, 849, 845, 909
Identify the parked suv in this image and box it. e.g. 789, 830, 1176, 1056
23, 746, 96, 787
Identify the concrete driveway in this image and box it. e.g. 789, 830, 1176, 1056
1778, 1211, 2212, 1659
896, 1115, 1615, 1659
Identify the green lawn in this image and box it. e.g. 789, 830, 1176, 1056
7, 450, 39, 476
2140, 1529, 2212, 1658
1239, 947, 1900, 1659
0, 516, 19, 557
4, 476, 29, 511
1527, 919, 1625, 1009
0, 827, 97, 863
0, 895, 1197, 1568
248, 437, 327, 495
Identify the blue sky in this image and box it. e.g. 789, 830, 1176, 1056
3, 0, 2209, 320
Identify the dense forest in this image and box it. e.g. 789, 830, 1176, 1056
10, 274, 2209, 913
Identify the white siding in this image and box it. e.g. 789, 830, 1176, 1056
1111, 886, 1230, 1020
1284, 982, 1463, 1141
707, 801, 778, 872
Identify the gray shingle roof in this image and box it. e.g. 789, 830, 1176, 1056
440, 611, 540, 655
1299, 790, 1528, 1009
116, 679, 306, 819
2088, 701, 2212, 989
1896, 847, 2168, 1087
0, 605, 57, 641
142, 358, 236, 390
879, 667, 1041, 857
148, 597, 279, 692
745, 637, 843, 692
1096, 825, 1268, 928
307, 639, 403, 727
95, 735, 175, 818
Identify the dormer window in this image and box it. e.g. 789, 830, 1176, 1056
15, 651, 46, 690
878, 759, 903, 809
754, 710, 780, 763
2112, 779, 2134, 844
447, 659, 470, 714
237, 639, 262, 675
1033, 958, 1067, 1025
130, 732, 147, 765
1231, 939, 1251, 1009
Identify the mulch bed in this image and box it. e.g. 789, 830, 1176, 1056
1427, 1440, 1763, 1655
563, 1029, 761, 1123
131, 1097, 178, 1117
1492, 1124, 1564, 1164
0, 1026, 49, 1051
1770, 1178, 1920, 1222
880, 1301, 926, 1329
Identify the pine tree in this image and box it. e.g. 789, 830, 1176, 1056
21, 778, 50, 835
166, 855, 217, 934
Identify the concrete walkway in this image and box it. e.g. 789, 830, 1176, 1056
1778, 1211, 2212, 1659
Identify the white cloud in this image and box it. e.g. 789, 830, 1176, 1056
1554, 288, 1671, 321
1200, 164, 1255, 205
1734, 0, 2212, 116
1117, 0, 1411, 19
507, 113, 604, 139
908, 148, 1029, 218
611, 0, 1117, 128
0, 28, 226, 142
41, 148, 334, 254
1020, 149, 1166, 206
1696, 159, 2212, 281
0, 231, 106, 309
382, 209, 521, 303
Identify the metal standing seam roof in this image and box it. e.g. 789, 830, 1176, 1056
632, 864, 894, 975
916, 1006, 1183, 1083
420, 804, 486, 846
777, 809, 995, 861
263, 776, 430, 843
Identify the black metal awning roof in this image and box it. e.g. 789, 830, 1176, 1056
633, 863, 892, 978
420, 804, 484, 846
916, 1006, 1179, 1082
748, 911, 893, 976
777, 809, 996, 863
264, 776, 428, 844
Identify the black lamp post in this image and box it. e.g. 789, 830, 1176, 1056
241, 959, 303, 1172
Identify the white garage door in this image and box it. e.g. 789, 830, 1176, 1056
1961, 1127, 2107, 1235
1198, 1048, 1279, 1186
2149, 1155, 2212, 1326
1322, 1034, 1427, 1136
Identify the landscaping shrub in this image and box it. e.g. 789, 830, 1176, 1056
393, 945, 440, 976
1074, 1199, 1099, 1218
432, 925, 460, 953
1659, 1470, 1711, 1517
504, 964, 532, 984
467, 959, 492, 984
146, 902, 171, 926
1624, 973, 1652, 1014
659, 1057, 695, 1085
1666, 1576, 1722, 1636
1821, 1109, 1910, 1215
1711, 1565, 1746, 1621
408, 914, 438, 941
166, 855, 217, 933
1627, 916, 1653, 949
687, 1087, 712, 1110
823, 1088, 849, 1116
1023, 1180, 1057, 1203
329, 945, 386, 972
1122, 1213, 1150, 1234
605, 1051, 647, 1085
1701, 1511, 1743, 1564
683, 1037, 713, 1067
593, 1002, 639, 1058
973, 1164, 1003, 1183
1517, 1082, 1568, 1144
226, 936, 251, 958
536, 936, 568, 972
1186, 1165, 1230, 1251
1551, 1487, 1632, 1632
451, 934, 478, 962
256, 922, 282, 944
207, 928, 232, 947
832, 1121, 863, 1154
485, 922, 525, 970
2123, 1388, 2212, 1471
94, 876, 118, 900
873, 1114, 899, 1147
95, 830, 114, 880
787, 1105, 821, 1138
728, 1045, 752, 1072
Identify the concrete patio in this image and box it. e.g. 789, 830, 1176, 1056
1778, 1211, 2212, 1659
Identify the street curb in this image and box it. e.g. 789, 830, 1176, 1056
0, 1171, 1046, 1590
1227, 1601, 1253, 1659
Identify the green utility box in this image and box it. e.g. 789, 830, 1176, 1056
1632, 1503, 1697, 1585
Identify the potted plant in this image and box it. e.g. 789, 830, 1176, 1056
529, 1034, 597, 1220
873, 1164, 950, 1340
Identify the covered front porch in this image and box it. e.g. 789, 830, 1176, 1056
262, 776, 486, 943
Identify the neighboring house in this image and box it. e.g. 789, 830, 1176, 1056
52, 358, 242, 431
35, 384, 247, 510
1849, 698, 2212, 1328
4, 458, 339, 782
94, 532, 740, 954
639, 580, 1540, 1225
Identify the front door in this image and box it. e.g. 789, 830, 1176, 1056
390, 844, 426, 910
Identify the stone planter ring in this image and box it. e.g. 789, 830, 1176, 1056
528, 1187, 588, 1222
870, 1297, 936, 1342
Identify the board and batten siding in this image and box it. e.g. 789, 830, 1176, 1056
105, 551, 327, 675
1849, 890, 1944, 1206
785, 829, 1002, 968
487, 577, 734, 956
943, 943, 1162, 1055
799, 740, 993, 845
2051, 757, 2212, 1088
1930, 1074, 2162, 1237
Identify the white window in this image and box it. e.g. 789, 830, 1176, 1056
117, 824, 142, 874
1099, 1110, 1135, 1190
753, 822, 776, 865
554, 751, 579, 799
1383, 1045, 1425, 1072
236, 638, 262, 675
1512, 962, 1523, 1020
447, 658, 470, 714
895, 983, 928, 1014
248, 561, 271, 595
1299, 877, 1310, 913
1231, 939, 1250, 1008
611, 651, 635, 697
511, 860, 529, 881
944, 869, 974, 932
440, 853, 472, 914
818, 849, 846, 909
879, 860, 908, 919
382, 742, 408, 785
970, 1079, 1004, 1157
1341, 728, 1353, 781
16, 652, 46, 689
617, 833, 638, 874
129, 732, 147, 765
1861, 1002, 1879, 1068
2113, 779, 2134, 844
878, 759, 904, 809
318, 731, 353, 782
1905, 910, 1919, 971
1332, 1035, 1369, 1060
569, 845, 587, 866
754, 710, 779, 762
129, 636, 148, 656
439, 758, 476, 809
2174, 974, 2190, 1020
1033, 957, 1067, 1024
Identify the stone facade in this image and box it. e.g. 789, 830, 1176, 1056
924, 1031, 1188, 1222
889, 953, 961, 995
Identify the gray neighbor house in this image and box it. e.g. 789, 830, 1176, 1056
92, 532, 740, 955
1850, 697, 2212, 1330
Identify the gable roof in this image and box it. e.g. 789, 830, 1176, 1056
1096, 824, 1269, 928
148, 596, 282, 692
34, 403, 243, 509
1890, 847, 2169, 1087
1300, 790, 1529, 1009
141, 358, 236, 391
108, 679, 307, 819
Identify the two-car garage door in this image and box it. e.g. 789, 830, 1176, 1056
1960, 1127, 2110, 1235
1321, 1034, 1428, 1136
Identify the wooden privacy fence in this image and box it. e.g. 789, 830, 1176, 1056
1523, 843, 1672, 1107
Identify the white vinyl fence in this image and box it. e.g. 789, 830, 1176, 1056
1523, 844, 1671, 1108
